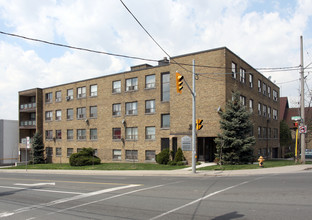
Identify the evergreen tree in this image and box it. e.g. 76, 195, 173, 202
215, 91, 256, 164
280, 120, 292, 147
32, 132, 45, 164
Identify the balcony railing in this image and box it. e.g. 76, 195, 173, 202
20, 120, 36, 127
20, 103, 36, 110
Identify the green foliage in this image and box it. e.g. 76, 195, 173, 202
215, 91, 256, 164
69, 148, 101, 166
156, 149, 170, 165
280, 120, 292, 147
31, 132, 45, 164
174, 148, 185, 162
284, 152, 294, 158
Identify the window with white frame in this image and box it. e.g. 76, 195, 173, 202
268, 107, 271, 118
263, 82, 266, 95
90, 85, 97, 97
56, 130, 62, 140
45, 130, 53, 140
67, 89, 73, 100
145, 150, 156, 161
77, 129, 86, 140
67, 129, 73, 140
240, 68, 246, 83
273, 89, 278, 101
145, 126, 155, 140
258, 103, 262, 115
45, 111, 52, 121
145, 74, 156, 89
56, 148, 62, 157
268, 86, 271, 98
258, 80, 262, 93
67, 108, 73, 120
90, 106, 97, 118
112, 80, 121, 93
46, 147, 53, 157
126, 127, 138, 140
145, 100, 155, 114
45, 92, 52, 103
112, 128, 121, 140
240, 95, 246, 106
161, 72, 170, 102
55, 91, 61, 102
249, 74, 253, 88
55, 110, 61, 121
273, 109, 278, 120
126, 150, 138, 160
161, 114, 170, 128
112, 103, 121, 116
249, 99, 253, 113
126, 102, 137, 115
126, 77, 138, 91
77, 86, 86, 98
77, 107, 86, 119
232, 62, 237, 78
113, 149, 122, 160
263, 105, 267, 117
67, 148, 73, 157
90, 129, 97, 140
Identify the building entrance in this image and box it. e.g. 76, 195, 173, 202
197, 137, 216, 162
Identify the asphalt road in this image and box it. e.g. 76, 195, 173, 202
0, 171, 311, 220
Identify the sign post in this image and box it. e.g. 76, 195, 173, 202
26, 136, 30, 171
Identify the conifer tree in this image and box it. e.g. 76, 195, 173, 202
215, 91, 256, 164
32, 132, 45, 164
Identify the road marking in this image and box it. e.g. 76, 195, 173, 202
0, 184, 140, 218
150, 177, 264, 220
14, 182, 55, 187
0, 185, 83, 195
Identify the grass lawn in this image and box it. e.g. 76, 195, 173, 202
198, 160, 312, 171
7, 163, 187, 170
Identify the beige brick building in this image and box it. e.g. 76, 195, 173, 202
18, 47, 280, 164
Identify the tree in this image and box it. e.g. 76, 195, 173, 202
280, 120, 292, 148
215, 91, 256, 164
32, 132, 45, 164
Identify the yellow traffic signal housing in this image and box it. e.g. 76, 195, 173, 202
176, 72, 184, 94
196, 119, 203, 130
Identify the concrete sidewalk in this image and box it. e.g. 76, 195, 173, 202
0, 163, 311, 177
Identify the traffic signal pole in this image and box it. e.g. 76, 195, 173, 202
192, 59, 196, 173
300, 36, 306, 164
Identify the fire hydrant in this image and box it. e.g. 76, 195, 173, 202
258, 156, 265, 167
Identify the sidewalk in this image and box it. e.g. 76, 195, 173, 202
0, 163, 311, 177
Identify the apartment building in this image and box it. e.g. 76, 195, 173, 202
0, 119, 18, 165
18, 47, 280, 163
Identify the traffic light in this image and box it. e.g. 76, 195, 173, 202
293, 121, 298, 129
176, 72, 183, 94
196, 119, 203, 130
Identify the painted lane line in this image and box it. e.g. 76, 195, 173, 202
150, 179, 258, 220
0, 185, 83, 195
0, 184, 140, 218
14, 182, 55, 187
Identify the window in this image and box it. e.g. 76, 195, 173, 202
90, 106, 97, 118
77, 86, 86, 98
90, 85, 97, 97
263, 105, 267, 117
55, 110, 61, 121
67, 89, 73, 100
145, 74, 156, 89
55, 91, 61, 102
112, 80, 121, 93
56, 148, 62, 157
126, 150, 138, 160
240, 95, 246, 106
113, 128, 121, 140
258, 103, 262, 115
258, 80, 261, 93
77, 107, 86, 119
258, 127, 262, 138
67, 129, 73, 140
67, 148, 73, 157
240, 68, 246, 83
145, 150, 156, 161
273, 128, 278, 139
113, 149, 122, 160
46, 147, 53, 157
161, 114, 170, 128
77, 129, 86, 140
273, 90, 278, 101
90, 129, 97, 140
45, 130, 53, 140
268, 86, 271, 98
161, 72, 170, 102
94, 149, 98, 156
145, 127, 155, 140
45, 111, 52, 121
263, 83, 267, 95
268, 107, 271, 118
262, 127, 267, 139
249, 74, 253, 88
126, 77, 138, 91
268, 128, 272, 138
112, 103, 121, 116
67, 108, 73, 120
249, 99, 253, 113
273, 109, 278, 120
77, 148, 82, 153
126, 127, 138, 140
145, 100, 155, 114
232, 62, 237, 78
126, 102, 138, 115
45, 92, 52, 103
56, 130, 62, 140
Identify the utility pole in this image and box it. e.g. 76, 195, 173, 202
300, 36, 306, 164
192, 59, 196, 173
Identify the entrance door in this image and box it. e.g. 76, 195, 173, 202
197, 137, 216, 162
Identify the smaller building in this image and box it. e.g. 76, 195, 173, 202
0, 119, 18, 165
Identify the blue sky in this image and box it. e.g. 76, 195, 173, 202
0, 0, 312, 120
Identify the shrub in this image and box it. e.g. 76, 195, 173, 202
174, 148, 185, 162
69, 148, 101, 166
156, 149, 170, 165
284, 152, 294, 159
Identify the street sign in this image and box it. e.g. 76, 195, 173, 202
26, 136, 30, 149
299, 125, 307, 134
291, 116, 301, 120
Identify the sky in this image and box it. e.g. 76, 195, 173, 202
0, 0, 312, 120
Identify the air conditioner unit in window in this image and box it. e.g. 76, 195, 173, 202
66, 96, 70, 101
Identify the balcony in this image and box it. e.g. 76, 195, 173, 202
20, 103, 36, 112
20, 120, 36, 128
